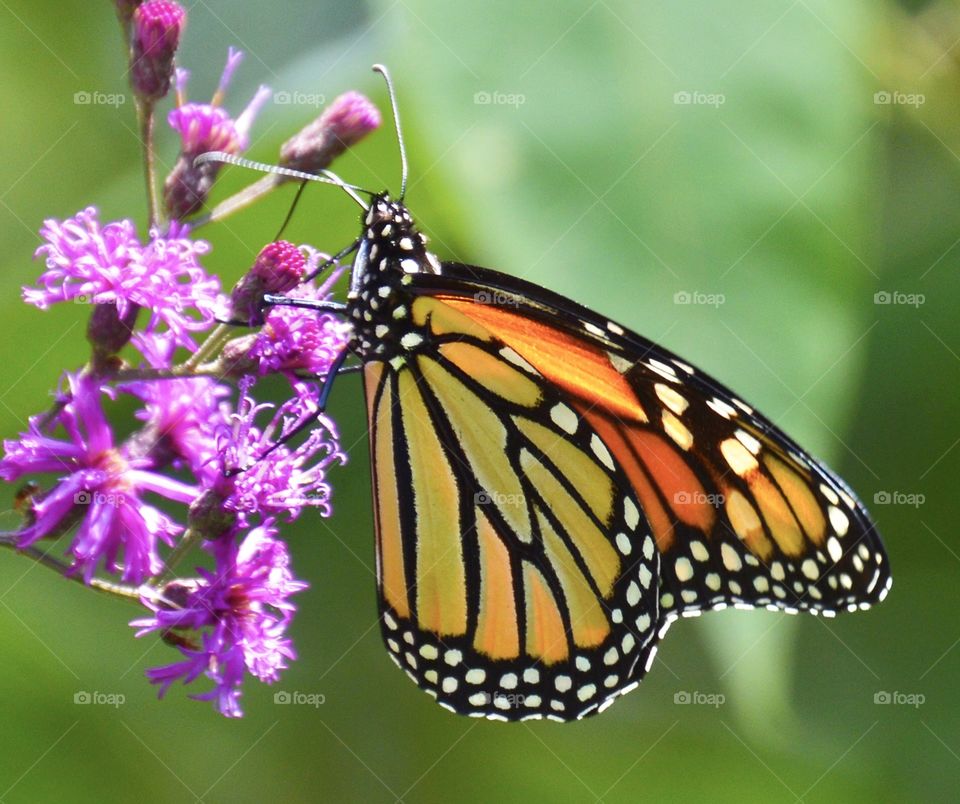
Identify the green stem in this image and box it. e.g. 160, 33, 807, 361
150, 527, 200, 586
108, 365, 229, 382
139, 100, 161, 228
0, 538, 153, 606
182, 323, 233, 372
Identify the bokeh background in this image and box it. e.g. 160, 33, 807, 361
0, 0, 957, 801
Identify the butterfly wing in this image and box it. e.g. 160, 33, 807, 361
360, 251, 890, 722
363, 314, 662, 722
411, 262, 891, 625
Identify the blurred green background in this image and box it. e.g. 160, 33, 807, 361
0, 0, 957, 801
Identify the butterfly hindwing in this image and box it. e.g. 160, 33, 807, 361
363, 311, 663, 721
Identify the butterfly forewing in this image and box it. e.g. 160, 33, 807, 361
410, 263, 892, 622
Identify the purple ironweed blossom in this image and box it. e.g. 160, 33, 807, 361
0, 373, 198, 583
248, 288, 351, 376
229, 241, 307, 327
164, 49, 271, 219
27, 208, 221, 351
130, 0, 186, 101
220, 252, 352, 378
123, 332, 229, 482
210, 377, 344, 521
280, 91, 381, 175
132, 520, 307, 717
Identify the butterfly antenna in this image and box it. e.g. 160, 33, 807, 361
194, 151, 370, 210
372, 64, 408, 200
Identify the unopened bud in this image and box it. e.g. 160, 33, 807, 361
163, 153, 218, 220
87, 301, 140, 359
130, 1, 186, 102
280, 91, 381, 174
229, 241, 306, 326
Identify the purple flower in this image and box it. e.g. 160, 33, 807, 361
132, 520, 307, 717
243, 255, 352, 376
164, 49, 272, 219
168, 49, 270, 156
123, 332, 229, 482
27, 208, 221, 350
0, 373, 198, 583
211, 377, 345, 520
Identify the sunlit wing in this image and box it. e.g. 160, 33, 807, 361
408, 263, 891, 626
362, 302, 664, 722
355, 201, 890, 723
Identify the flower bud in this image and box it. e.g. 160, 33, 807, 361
187, 488, 237, 540
162, 50, 271, 219
87, 300, 140, 359
229, 241, 306, 326
130, 1, 186, 102
163, 154, 218, 221
280, 91, 381, 175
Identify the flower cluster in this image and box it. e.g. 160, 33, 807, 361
0, 3, 379, 716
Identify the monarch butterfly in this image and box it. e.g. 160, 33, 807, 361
241, 66, 892, 722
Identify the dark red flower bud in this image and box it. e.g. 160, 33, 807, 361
130, 1, 186, 102
229, 241, 306, 326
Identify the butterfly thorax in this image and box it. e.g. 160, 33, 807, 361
346, 194, 442, 361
